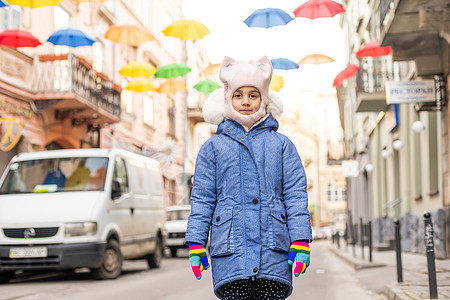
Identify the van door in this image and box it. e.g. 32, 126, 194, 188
110, 156, 134, 242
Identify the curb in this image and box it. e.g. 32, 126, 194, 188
328, 246, 386, 270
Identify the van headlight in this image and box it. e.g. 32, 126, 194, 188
64, 222, 97, 237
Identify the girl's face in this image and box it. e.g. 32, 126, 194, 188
232, 86, 261, 115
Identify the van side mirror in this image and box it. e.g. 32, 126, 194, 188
111, 178, 122, 199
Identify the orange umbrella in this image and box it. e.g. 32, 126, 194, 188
157, 79, 187, 94
202, 63, 221, 75
105, 25, 154, 46
298, 54, 334, 65
332, 64, 359, 87
162, 19, 210, 41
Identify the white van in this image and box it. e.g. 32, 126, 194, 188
0, 148, 166, 283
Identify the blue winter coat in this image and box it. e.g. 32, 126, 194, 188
185, 115, 312, 299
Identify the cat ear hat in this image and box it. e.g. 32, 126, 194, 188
202, 56, 283, 127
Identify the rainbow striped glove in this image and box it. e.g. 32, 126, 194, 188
189, 242, 210, 280
288, 240, 310, 277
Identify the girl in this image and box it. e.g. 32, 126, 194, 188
185, 56, 312, 300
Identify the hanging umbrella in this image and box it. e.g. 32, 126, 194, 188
125, 79, 156, 92
193, 80, 221, 95
119, 61, 156, 78
0, 1, 9, 7
7, 0, 60, 7
162, 19, 210, 41
202, 63, 221, 75
356, 40, 392, 58
244, 8, 293, 28
0, 29, 41, 48
270, 75, 285, 92
332, 64, 359, 87
47, 28, 96, 47
70, 0, 108, 3
154, 63, 191, 79
298, 53, 334, 65
270, 58, 298, 70
293, 0, 345, 19
157, 79, 187, 94
105, 25, 154, 46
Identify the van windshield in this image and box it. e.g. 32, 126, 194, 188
0, 157, 109, 194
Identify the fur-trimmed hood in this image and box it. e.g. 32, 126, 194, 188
202, 88, 283, 125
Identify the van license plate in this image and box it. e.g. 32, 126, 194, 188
9, 247, 47, 258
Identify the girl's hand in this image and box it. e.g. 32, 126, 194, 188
288, 241, 310, 276
189, 242, 210, 279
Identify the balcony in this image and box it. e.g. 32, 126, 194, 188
327, 140, 346, 165
355, 56, 393, 113
379, 0, 449, 76
32, 54, 121, 126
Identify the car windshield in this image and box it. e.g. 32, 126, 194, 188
0, 157, 109, 194
167, 209, 190, 221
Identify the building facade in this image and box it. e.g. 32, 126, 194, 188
339, 0, 450, 258
0, 0, 210, 207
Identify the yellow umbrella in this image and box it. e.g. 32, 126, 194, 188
119, 61, 156, 78
125, 79, 156, 92
270, 75, 284, 92
70, 0, 108, 3
162, 19, 210, 41
7, 0, 60, 7
298, 54, 334, 65
202, 63, 221, 76
105, 25, 154, 46
157, 79, 187, 94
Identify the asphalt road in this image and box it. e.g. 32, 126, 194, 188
1, 240, 387, 299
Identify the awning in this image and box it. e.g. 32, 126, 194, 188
356, 92, 389, 113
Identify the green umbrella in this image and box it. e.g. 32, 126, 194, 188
154, 63, 191, 79
193, 80, 221, 95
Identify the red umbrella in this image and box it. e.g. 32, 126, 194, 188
0, 29, 41, 48
293, 0, 345, 19
356, 40, 392, 58
332, 64, 359, 87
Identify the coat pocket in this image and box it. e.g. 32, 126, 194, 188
269, 200, 291, 252
210, 204, 233, 257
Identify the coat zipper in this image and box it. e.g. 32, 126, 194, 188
239, 144, 248, 275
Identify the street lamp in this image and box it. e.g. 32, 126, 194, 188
364, 163, 374, 173
381, 148, 391, 159
412, 120, 425, 133
392, 139, 403, 151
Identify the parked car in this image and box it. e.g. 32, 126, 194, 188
0, 148, 166, 283
165, 205, 191, 257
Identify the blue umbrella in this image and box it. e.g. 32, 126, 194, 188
47, 28, 96, 48
270, 58, 298, 70
0, 0, 9, 7
244, 8, 293, 28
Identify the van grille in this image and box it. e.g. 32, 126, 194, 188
3, 227, 59, 239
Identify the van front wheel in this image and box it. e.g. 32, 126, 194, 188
91, 239, 122, 279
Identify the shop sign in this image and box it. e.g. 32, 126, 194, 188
0, 118, 22, 152
386, 80, 435, 104
342, 160, 359, 178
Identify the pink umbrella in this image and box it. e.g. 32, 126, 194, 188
333, 64, 359, 87
293, 0, 345, 19
356, 40, 392, 58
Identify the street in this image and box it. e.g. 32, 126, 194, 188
1, 241, 387, 300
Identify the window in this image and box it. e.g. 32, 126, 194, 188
92, 42, 104, 73
53, 6, 71, 55
327, 183, 346, 201
1, 6, 21, 30
113, 157, 129, 194
121, 79, 133, 113
167, 98, 175, 137
144, 94, 154, 126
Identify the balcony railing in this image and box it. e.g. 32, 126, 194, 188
32, 54, 121, 120
356, 56, 394, 94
